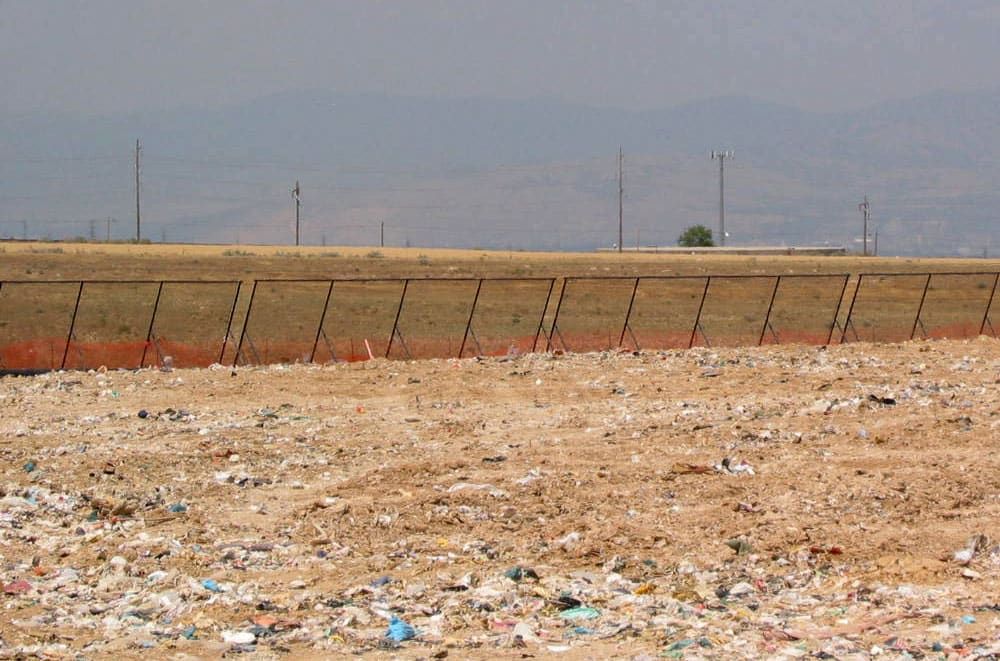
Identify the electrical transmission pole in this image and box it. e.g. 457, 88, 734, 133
858, 195, 871, 256
618, 147, 624, 253
106, 217, 114, 242
293, 181, 301, 246
135, 139, 141, 242
89, 219, 96, 241
710, 150, 733, 247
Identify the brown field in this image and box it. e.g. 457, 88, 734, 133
2, 241, 1000, 371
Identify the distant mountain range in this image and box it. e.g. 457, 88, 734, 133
2, 89, 999, 255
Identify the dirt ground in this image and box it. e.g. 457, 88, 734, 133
2, 338, 1000, 659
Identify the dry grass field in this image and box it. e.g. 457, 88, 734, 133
2, 242, 1000, 370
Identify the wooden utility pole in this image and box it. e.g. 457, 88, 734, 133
380, 221, 385, 248
293, 180, 301, 246
135, 139, 141, 242
618, 147, 624, 253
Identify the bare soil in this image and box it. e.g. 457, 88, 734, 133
1, 338, 1000, 658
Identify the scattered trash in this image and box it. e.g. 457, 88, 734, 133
504, 566, 539, 582
559, 607, 601, 621
726, 538, 752, 555
0, 339, 994, 658
3, 579, 31, 595
201, 578, 223, 593
716, 457, 755, 475
222, 630, 256, 645
952, 534, 989, 566
385, 616, 416, 642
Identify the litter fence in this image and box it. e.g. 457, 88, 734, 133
0, 272, 997, 371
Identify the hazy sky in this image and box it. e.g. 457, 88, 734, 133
2, 0, 999, 116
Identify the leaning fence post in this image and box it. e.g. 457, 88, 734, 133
826, 274, 851, 345
219, 281, 243, 365
545, 278, 569, 352
232, 280, 258, 367
839, 274, 864, 344
618, 277, 640, 348
386, 279, 409, 358
531, 278, 556, 353
309, 280, 335, 363
979, 273, 1000, 336
458, 279, 483, 358
139, 281, 165, 368
758, 275, 781, 346
688, 276, 711, 349
61, 282, 85, 370
910, 273, 933, 340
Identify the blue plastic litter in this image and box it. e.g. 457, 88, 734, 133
385, 616, 416, 642
201, 579, 222, 593
181, 625, 196, 640
168, 503, 187, 513
962, 614, 977, 625
23, 461, 36, 473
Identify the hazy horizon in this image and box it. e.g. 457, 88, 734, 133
3, 1, 1000, 256
4, 1, 1000, 116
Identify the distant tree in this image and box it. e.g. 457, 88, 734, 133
678, 224, 715, 247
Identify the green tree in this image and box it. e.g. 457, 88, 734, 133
678, 224, 715, 247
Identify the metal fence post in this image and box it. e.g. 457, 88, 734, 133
979, 273, 1000, 336
910, 273, 933, 340
758, 275, 781, 346
60, 282, 85, 370
545, 278, 569, 352
531, 278, 556, 353
385, 279, 409, 358
219, 281, 243, 364
826, 274, 851, 345
688, 277, 711, 349
232, 280, 258, 367
458, 279, 483, 358
839, 275, 864, 344
309, 280, 335, 363
139, 281, 165, 368
618, 277, 640, 348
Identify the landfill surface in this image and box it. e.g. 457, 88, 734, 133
1, 338, 999, 660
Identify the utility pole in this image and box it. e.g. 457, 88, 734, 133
858, 195, 871, 256
135, 139, 141, 242
89, 219, 96, 241
618, 147, 624, 253
381, 221, 385, 248
21, 220, 27, 240
710, 150, 733, 247
106, 217, 114, 242
874, 228, 879, 257
292, 180, 301, 246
